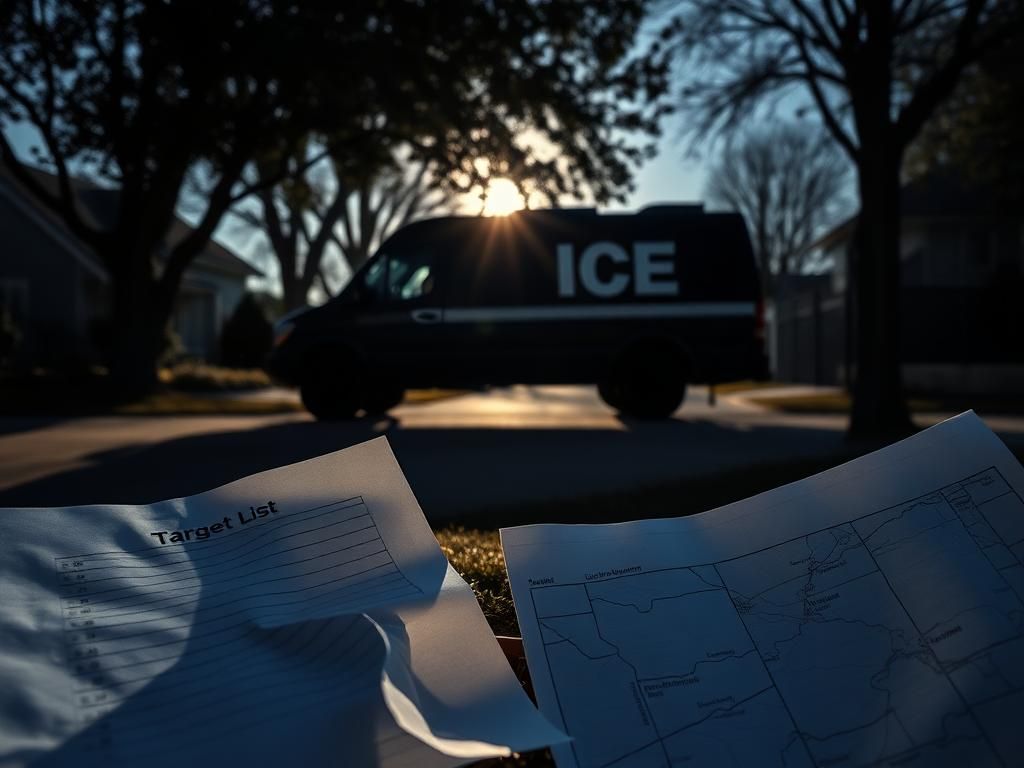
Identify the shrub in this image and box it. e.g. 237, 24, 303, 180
220, 293, 273, 368
160, 362, 272, 392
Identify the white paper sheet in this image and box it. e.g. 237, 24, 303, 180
0, 436, 565, 767
502, 412, 1024, 767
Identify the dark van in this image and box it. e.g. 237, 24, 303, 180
267, 205, 767, 419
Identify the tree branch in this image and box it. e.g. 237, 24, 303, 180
227, 147, 331, 206
792, 33, 860, 159
0, 126, 102, 251
157, 150, 249, 302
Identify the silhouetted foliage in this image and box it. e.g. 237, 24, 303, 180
666, 0, 1023, 438
705, 122, 849, 300
0, 0, 671, 395
220, 294, 273, 370
908, 29, 1024, 206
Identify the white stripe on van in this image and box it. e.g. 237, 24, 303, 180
443, 303, 755, 323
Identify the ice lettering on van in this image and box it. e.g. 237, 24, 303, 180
634, 242, 678, 296
557, 244, 575, 298
580, 241, 630, 297
556, 241, 679, 298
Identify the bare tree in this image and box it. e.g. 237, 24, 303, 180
705, 122, 849, 299
233, 151, 450, 312
330, 160, 451, 288
668, 0, 1022, 438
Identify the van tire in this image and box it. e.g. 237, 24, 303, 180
597, 379, 623, 411
603, 344, 687, 419
363, 384, 406, 415
619, 378, 687, 419
299, 350, 362, 420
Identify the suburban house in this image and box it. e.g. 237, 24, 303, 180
770, 170, 1024, 394
0, 165, 261, 369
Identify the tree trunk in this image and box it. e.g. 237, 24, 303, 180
280, 271, 306, 313
848, 141, 915, 440
280, 265, 317, 312
107, 256, 166, 399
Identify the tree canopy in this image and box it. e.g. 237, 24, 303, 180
0, 0, 670, 392
705, 121, 849, 299
907, 26, 1024, 205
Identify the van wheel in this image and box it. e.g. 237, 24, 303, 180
597, 379, 623, 411
299, 352, 361, 420
604, 346, 687, 419
363, 384, 406, 415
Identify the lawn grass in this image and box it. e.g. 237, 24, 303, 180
748, 390, 1024, 415
747, 391, 942, 413
402, 388, 472, 404
113, 392, 303, 415
112, 387, 468, 416
159, 362, 274, 392
710, 379, 787, 395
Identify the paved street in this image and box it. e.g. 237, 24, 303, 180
1, 386, 1021, 522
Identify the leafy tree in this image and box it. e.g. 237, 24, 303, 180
667, 0, 1022, 438
0, 0, 669, 396
907, 29, 1024, 205
234, 149, 450, 311
705, 122, 849, 300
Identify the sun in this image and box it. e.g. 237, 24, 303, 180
481, 177, 525, 216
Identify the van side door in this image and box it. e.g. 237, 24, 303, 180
352, 247, 451, 386
443, 224, 567, 385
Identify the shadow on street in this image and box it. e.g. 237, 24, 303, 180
0, 416, 849, 522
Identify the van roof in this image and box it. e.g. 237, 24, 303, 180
382, 203, 723, 246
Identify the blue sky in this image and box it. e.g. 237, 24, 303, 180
619, 134, 708, 211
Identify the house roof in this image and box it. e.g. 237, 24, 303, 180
0, 162, 261, 280
0, 163, 109, 281
804, 215, 856, 254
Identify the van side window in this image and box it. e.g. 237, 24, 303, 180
388, 251, 436, 302
360, 258, 388, 301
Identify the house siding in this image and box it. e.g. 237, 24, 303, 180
0, 191, 99, 368
0, 169, 260, 370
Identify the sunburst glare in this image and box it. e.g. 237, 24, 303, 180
481, 177, 525, 216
